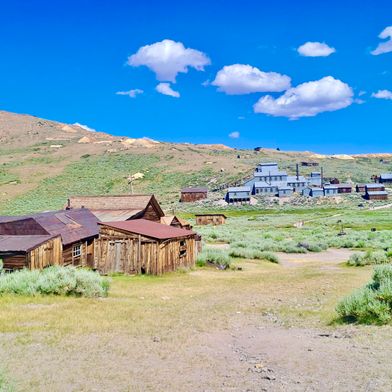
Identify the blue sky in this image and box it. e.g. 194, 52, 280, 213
0, 0, 391, 153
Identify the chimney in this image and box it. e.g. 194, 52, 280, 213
296, 163, 299, 180
321, 167, 324, 186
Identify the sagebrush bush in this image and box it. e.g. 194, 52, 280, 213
0, 266, 109, 297
196, 248, 232, 269
336, 265, 392, 324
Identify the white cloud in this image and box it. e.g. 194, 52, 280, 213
253, 76, 353, 119
358, 90, 366, 96
73, 123, 96, 132
371, 89, 392, 100
156, 82, 180, 98
128, 39, 210, 82
371, 26, 392, 55
229, 131, 240, 139
116, 89, 144, 98
212, 64, 291, 95
297, 41, 336, 57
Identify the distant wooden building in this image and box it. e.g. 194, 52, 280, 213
0, 209, 99, 268
379, 173, 392, 184
226, 187, 251, 204
0, 235, 62, 271
95, 220, 197, 275
195, 214, 227, 225
180, 187, 208, 203
337, 184, 352, 193
365, 191, 389, 201
160, 215, 192, 230
67, 194, 164, 222
329, 178, 340, 185
323, 185, 339, 196
365, 184, 385, 192
356, 184, 366, 193
301, 161, 319, 167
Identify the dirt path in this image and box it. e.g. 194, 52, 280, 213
276, 248, 357, 267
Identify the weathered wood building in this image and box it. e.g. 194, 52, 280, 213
160, 215, 192, 230
365, 191, 389, 201
195, 214, 227, 225
180, 187, 208, 203
379, 173, 392, 184
356, 184, 366, 193
0, 235, 62, 271
337, 184, 352, 193
95, 220, 197, 275
67, 194, 165, 222
0, 209, 99, 269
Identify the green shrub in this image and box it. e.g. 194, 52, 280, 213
336, 265, 392, 324
0, 370, 14, 392
196, 248, 231, 269
347, 250, 389, 266
0, 266, 109, 297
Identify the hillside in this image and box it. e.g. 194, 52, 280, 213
0, 110, 391, 215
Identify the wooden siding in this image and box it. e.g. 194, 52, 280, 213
94, 226, 196, 275
63, 238, 95, 267
195, 215, 226, 225
0, 236, 63, 270
180, 191, 207, 203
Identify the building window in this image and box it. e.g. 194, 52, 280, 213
72, 244, 82, 258
179, 240, 187, 257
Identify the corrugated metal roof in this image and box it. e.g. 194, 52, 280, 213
227, 186, 251, 192
100, 219, 196, 240
0, 209, 99, 246
367, 191, 388, 196
337, 184, 352, 188
0, 235, 57, 252
181, 187, 208, 193
380, 173, 392, 179
287, 176, 307, 182
91, 209, 142, 222
366, 184, 385, 188
324, 185, 338, 189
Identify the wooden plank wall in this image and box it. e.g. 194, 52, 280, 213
28, 236, 63, 269
95, 226, 196, 275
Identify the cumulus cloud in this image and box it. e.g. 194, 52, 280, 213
128, 39, 210, 82
73, 123, 96, 132
212, 64, 291, 95
371, 89, 392, 100
253, 76, 353, 119
371, 26, 392, 55
297, 41, 336, 57
229, 131, 240, 139
156, 82, 180, 98
116, 89, 144, 98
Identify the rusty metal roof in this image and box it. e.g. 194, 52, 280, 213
0, 235, 57, 252
100, 219, 196, 240
0, 209, 99, 246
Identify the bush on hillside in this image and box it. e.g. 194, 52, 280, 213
0, 266, 109, 297
336, 265, 392, 324
347, 250, 389, 266
229, 247, 278, 263
196, 248, 232, 269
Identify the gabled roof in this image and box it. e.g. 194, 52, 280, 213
380, 173, 392, 180
100, 219, 196, 240
0, 209, 99, 246
67, 194, 164, 222
365, 183, 385, 189
366, 191, 388, 196
0, 235, 59, 252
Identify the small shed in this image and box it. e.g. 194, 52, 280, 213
180, 187, 208, 203
95, 220, 197, 275
226, 186, 251, 203
356, 184, 366, 193
0, 235, 62, 271
379, 173, 392, 184
195, 214, 227, 226
160, 215, 192, 230
310, 187, 324, 197
278, 186, 293, 197
365, 191, 389, 201
337, 184, 352, 193
323, 185, 339, 196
